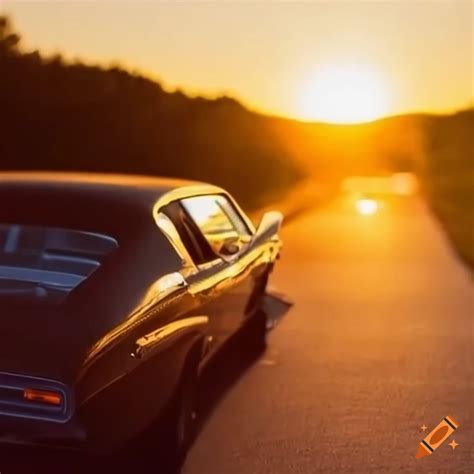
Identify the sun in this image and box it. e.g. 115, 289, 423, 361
299, 63, 390, 123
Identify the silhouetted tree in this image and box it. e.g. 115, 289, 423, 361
0, 16, 20, 58
1, 14, 470, 223
0, 16, 304, 209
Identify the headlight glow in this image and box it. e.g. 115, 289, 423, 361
355, 198, 379, 216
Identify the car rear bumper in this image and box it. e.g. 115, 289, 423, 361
0, 413, 88, 451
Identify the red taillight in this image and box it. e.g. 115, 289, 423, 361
23, 388, 62, 406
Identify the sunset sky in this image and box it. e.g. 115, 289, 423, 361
2, 1, 473, 123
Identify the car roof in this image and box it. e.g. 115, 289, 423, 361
0, 171, 221, 208
0, 171, 225, 237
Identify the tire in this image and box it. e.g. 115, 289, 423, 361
173, 361, 199, 459
246, 308, 268, 353
155, 351, 200, 471
121, 352, 200, 472
244, 270, 270, 352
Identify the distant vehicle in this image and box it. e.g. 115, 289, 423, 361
0, 172, 282, 460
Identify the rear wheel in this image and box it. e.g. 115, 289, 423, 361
245, 270, 270, 352
246, 308, 268, 353
173, 363, 199, 458
160, 349, 202, 471
122, 352, 200, 471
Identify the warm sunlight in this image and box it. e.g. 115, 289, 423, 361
299, 63, 390, 123
355, 198, 379, 216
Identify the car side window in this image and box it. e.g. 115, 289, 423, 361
162, 201, 216, 265
216, 195, 252, 237
181, 195, 244, 259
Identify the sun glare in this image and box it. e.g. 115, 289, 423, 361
299, 63, 390, 123
355, 198, 379, 216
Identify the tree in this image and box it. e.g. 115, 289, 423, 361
0, 16, 21, 58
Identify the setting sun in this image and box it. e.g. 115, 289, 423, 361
299, 64, 390, 123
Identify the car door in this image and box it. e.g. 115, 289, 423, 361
163, 194, 264, 350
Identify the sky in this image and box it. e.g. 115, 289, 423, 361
1, 1, 473, 122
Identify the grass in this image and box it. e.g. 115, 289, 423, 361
421, 110, 474, 272
425, 175, 474, 272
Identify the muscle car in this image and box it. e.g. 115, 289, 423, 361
0, 172, 282, 462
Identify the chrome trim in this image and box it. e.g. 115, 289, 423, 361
197, 258, 222, 272
131, 316, 209, 359
144, 271, 187, 300
81, 272, 189, 370
153, 185, 228, 213
152, 186, 256, 236
154, 212, 196, 272
0, 372, 72, 423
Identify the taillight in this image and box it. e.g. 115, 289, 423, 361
24, 388, 63, 406
0, 372, 71, 422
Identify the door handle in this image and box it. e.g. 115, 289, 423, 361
131, 316, 209, 359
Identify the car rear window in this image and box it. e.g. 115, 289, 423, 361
0, 224, 118, 306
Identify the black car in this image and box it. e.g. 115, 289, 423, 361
0, 172, 282, 461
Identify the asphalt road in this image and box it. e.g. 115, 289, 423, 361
183, 196, 473, 474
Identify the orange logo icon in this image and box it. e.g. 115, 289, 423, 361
416, 415, 459, 459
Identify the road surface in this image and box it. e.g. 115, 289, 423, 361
183, 196, 473, 473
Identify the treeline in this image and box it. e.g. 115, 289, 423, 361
421, 109, 474, 269
0, 15, 435, 207
1, 16, 472, 268
0, 16, 303, 209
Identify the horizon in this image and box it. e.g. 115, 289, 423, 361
2, 1, 473, 124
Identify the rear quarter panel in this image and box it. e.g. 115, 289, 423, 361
75, 290, 206, 452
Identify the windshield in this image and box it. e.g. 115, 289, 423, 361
0, 224, 118, 306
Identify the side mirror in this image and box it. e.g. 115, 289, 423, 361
255, 211, 283, 240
